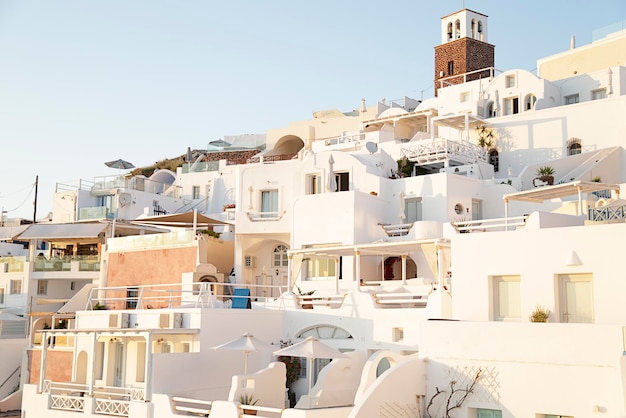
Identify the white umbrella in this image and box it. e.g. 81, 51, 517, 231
273, 337, 347, 394
212, 333, 272, 375
327, 155, 337, 192
399, 191, 406, 221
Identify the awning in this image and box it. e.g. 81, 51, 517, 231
503, 180, 621, 218
16, 223, 108, 241
133, 211, 228, 227
503, 180, 620, 203
0, 224, 30, 241
58, 284, 95, 313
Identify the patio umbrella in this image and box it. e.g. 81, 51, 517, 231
105, 159, 135, 170
212, 333, 272, 375
327, 154, 337, 192
273, 336, 347, 394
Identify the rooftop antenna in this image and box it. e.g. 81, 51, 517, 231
366, 142, 378, 155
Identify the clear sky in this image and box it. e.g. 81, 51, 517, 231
0, 0, 624, 220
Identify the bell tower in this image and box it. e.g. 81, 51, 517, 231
434, 9, 494, 96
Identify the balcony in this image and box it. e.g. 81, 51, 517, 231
33, 255, 101, 273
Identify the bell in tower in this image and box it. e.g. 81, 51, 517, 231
434, 8, 495, 96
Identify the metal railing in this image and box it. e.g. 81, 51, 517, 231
33, 255, 100, 272
451, 216, 528, 233
86, 281, 288, 311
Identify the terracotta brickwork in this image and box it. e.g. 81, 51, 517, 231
434, 38, 494, 96
28, 349, 73, 384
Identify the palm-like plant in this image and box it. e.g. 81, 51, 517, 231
475, 125, 495, 149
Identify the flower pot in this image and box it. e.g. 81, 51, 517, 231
243, 408, 257, 415
302, 298, 314, 309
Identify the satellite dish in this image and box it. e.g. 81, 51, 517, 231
118, 193, 132, 207
366, 141, 378, 154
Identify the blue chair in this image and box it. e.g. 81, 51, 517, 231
232, 288, 251, 309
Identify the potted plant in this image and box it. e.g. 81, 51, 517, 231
296, 286, 315, 309
277, 339, 301, 407
529, 305, 550, 322
239, 393, 258, 415
536, 166, 555, 185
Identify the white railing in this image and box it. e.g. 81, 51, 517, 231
451, 215, 528, 233
324, 132, 366, 147
86, 281, 288, 311
246, 211, 283, 221
402, 137, 488, 166
171, 396, 212, 416
44, 380, 142, 417
589, 205, 626, 222
380, 223, 414, 237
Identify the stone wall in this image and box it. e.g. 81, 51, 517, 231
434, 38, 494, 96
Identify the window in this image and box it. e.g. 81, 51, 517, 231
489, 149, 499, 172
404, 198, 423, 223
334, 172, 349, 192
477, 409, 502, 418
505, 75, 516, 88
297, 325, 352, 339
477, 21, 483, 40
564, 94, 579, 105
525, 94, 537, 110
261, 190, 279, 216
0, 288, 4, 304
492, 275, 521, 320
471, 19, 477, 39
592, 88, 607, 100
455, 19, 460, 38
460, 91, 470, 102
447, 61, 454, 76
306, 257, 336, 280
307, 174, 322, 195
192, 186, 200, 199
447, 22, 453, 41
503, 97, 519, 115
126, 287, 139, 309
37, 280, 48, 295
392, 327, 404, 342
567, 138, 582, 156
559, 274, 593, 323
273, 245, 289, 268
10, 280, 21, 295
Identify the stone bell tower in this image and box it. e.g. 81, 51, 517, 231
434, 9, 495, 96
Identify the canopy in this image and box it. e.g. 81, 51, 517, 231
17, 223, 107, 241
503, 180, 621, 218
273, 337, 347, 396
212, 333, 272, 375
133, 211, 228, 227
0, 224, 30, 241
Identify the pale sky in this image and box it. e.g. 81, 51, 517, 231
0, 1, 624, 220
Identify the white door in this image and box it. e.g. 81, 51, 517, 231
560, 274, 594, 323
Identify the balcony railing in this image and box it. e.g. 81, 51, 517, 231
589, 204, 626, 222
33, 255, 100, 272
401, 137, 488, 166
91, 175, 182, 198
451, 216, 529, 233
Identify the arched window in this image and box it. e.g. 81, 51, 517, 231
525, 94, 537, 111
297, 325, 353, 339
477, 21, 483, 41
486, 102, 495, 118
567, 138, 582, 156
455, 19, 461, 39
273, 244, 289, 268
471, 19, 477, 39
489, 149, 499, 172
447, 22, 453, 41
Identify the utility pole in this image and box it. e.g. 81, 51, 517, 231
33, 175, 38, 224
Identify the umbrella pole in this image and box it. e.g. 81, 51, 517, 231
244, 351, 249, 375
308, 357, 314, 396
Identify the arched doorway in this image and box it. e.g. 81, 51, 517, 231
76, 351, 88, 384
381, 257, 418, 281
